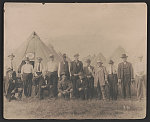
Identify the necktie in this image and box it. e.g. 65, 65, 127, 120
38, 63, 40, 71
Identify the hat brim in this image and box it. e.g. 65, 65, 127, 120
120, 56, 128, 58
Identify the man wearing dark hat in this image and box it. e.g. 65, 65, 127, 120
21, 57, 34, 97
58, 72, 73, 99
33, 57, 44, 97
45, 54, 58, 98
107, 60, 118, 100
70, 53, 83, 98
118, 54, 134, 99
94, 59, 108, 100
83, 59, 95, 99
58, 53, 70, 80
76, 72, 88, 100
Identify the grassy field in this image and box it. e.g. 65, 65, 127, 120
3, 96, 146, 119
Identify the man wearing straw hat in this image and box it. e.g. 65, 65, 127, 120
118, 54, 134, 99
70, 53, 83, 98
134, 55, 146, 101
45, 54, 58, 98
21, 57, 34, 97
94, 59, 108, 100
33, 57, 44, 97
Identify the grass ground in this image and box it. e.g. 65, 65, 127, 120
3, 96, 146, 119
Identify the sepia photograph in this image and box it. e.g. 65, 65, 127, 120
3, 3, 147, 119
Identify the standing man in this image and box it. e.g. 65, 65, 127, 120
94, 59, 108, 100
21, 57, 34, 97
134, 55, 146, 101
33, 57, 44, 97
5, 53, 16, 96
45, 54, 58, 98
118, 54, 134, 99
107, 60, 118, 100
83, 59, 95, 99
70, 53, 83, 98
58, 53, 70, 80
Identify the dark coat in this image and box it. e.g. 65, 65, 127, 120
70, 60, 83, 76
83, 65, 94, 77
118, 62, 134, 82
76, 78, 88, 89
59, 61, 70, 78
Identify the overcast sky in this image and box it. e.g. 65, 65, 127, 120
4, 3, 147, 60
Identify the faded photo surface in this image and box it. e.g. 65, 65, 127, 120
4, 3, 147, 119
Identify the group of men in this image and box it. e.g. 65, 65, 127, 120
4, 52, 146, 102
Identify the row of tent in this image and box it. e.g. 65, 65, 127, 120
12, 31, 127, 71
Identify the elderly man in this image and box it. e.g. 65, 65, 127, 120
33, 57, 44, 97
134, 55, 146, 101
45, 54, 58, 98
21, 57, 34, 97
107, 60, 118, 100
118, 54, 134, 99
70, 53, 83, 98
58, 53, 70, 80
83, 59, 95, 99
76, 72, 88, 100
94, 59, 108, 100
58, 72, 73, 99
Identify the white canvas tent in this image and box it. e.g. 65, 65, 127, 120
13, 31, 61, 72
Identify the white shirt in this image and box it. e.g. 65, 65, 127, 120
134, 61, 145, 76
21, 63, 34, 74
46, 61, 58, 72
34, 62, 44, 76
107, 65, 117, 74
34, 63, 43, 72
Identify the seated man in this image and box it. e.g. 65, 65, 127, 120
12, 76, 23, 100
76, 72, 89, 100
39, 76, 49, 100
58, 72, 73, 99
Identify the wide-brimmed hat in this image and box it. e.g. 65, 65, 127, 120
8, 53, 15, 58
120, 54, 128, 58
97, 59, 103, 64
37, 57, 43, 61
49, 54, 54, 58
74, 53, 79, 57
24, 57, 30, 61
62, 53, 67, 58
85, 59, 91, 63
109, 60, 114, 64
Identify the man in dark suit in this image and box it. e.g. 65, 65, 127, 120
58, 54, 70, 80
70, 53, 83, 98
118, 54, 134, 99
83, 59, 95, 99
76, 72, 88, 100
